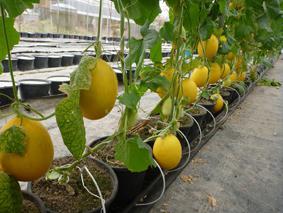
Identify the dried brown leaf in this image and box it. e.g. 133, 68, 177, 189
207, 194, 217, 207
180, 175, 193, 183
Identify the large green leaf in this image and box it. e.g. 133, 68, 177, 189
55, 91, 86, 159
0, 171, 23, 213
0, 17, 20, 63
112, 0, 161, 25
0, 126, 26, 155
115, 136, 155, 172
160, 22, 174, 42
118, 86, 141, 110
0, 0, 39, 18
55, 56, 96, 159
150, 38, 162, 63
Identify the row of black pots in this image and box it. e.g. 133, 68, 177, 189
20, 32, 124, 42
0, 76, 70, 106
26, 157, 118, 213
20, 76, 259, 212
1, 54, 83, 72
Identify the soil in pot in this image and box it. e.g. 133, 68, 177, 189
22, 199, 41, 213
31, 157, 114, 213
22, 191, 46, 213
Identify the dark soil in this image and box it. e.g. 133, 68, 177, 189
199, 98, 215, 105
187, 106, 206, 116
32, 157, 113, 213
179, 114, 193, 127
21, 199, 40, 213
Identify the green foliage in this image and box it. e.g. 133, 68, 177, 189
0, 171, 23, 213
115, 135, 155, 172
0, 0, 39, 18
257, 78, 281, 88
118, 86, 142, 110
0, 17, 20, 63
55, 56, 96, 159
112, 0, 161, 25
160, 22, 174, 42
0, 126, 26, 155
125, 27, 161, 67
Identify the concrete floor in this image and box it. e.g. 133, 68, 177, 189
150, 57, 283, 213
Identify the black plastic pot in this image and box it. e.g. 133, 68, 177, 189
79, 35, 84, 40
63, 34, 69, 39
21, 32, 29, 37
0, 80, 17, 107
48, 55, 62, 67
199, 98, 216, 124
2, 58, 18, 73
34, 55, 49, 69
61, 54, 74, 66
47, 33, 53, 38
90, 137, 147, 207
47, 75, 70, 95
17, 56, 35, 71
22, 190, 47, 213
53, 33, 61, 38
74, 35, 79, 39
28, 157, 118, 213
73, 53, 83, 65
41, 33, 48, 38
187, 106, 207, 142
34, 33, 41, 38
19, 79, 50, 100
179, 115, 194, 147
220, 89, 231, 104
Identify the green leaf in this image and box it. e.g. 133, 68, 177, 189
0, 17, 20, 62
218, 0, 227, 13
125, 38, 143, 67
144, 75, 170, 92
139, 66, 160, 80
112, 0, 161, 25
143, 29, 160, 49
199, 20, 215, 40
150, 37, 162, 63
0, 0, 39, 18
257, 78, 281, 87
70, 56, 96, 91
55, 56, 96, 159
115, 136, 155, 172
160, 22, 174, 41
125, 29, 160, 67
0, 171, 23, 213
55, 91, 86, 159
0, 126, 26, 155
118, 86, 141, 110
